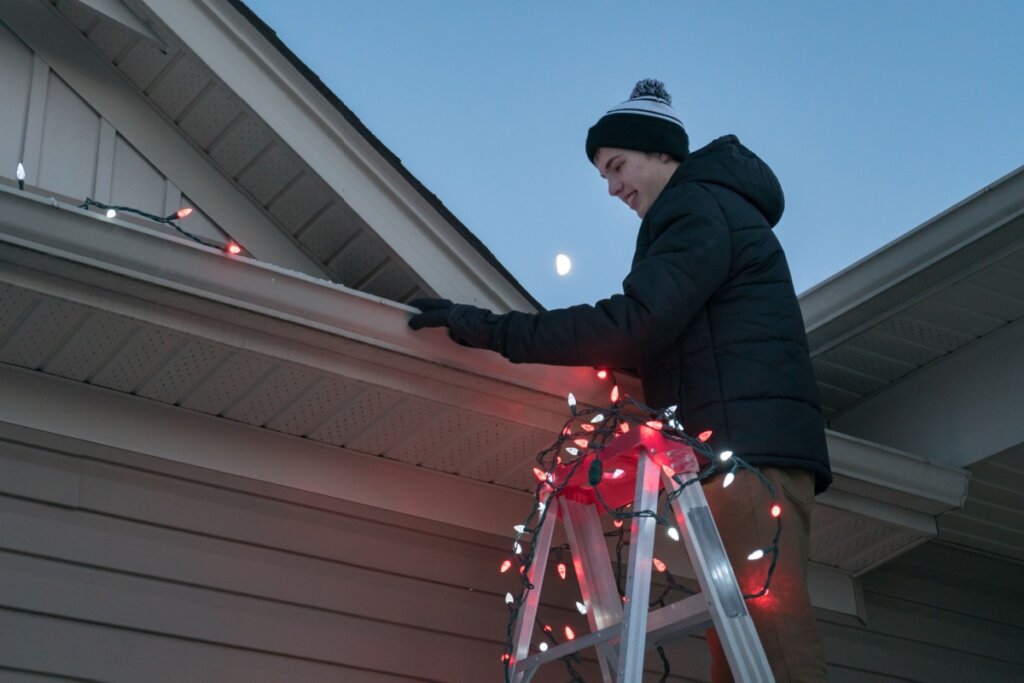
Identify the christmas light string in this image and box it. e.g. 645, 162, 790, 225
78, 197, 244, 255
501, 369, 783, 682
10, 162, 244, 255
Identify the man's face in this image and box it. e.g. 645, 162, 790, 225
594, 148, 678, 218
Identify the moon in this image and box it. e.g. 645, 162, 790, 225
555, 253, 572, 276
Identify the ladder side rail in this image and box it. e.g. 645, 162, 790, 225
616, 447, 662, 682
561, 497, 624, 681
510, 503, 559, 683
664, 472, 774, 683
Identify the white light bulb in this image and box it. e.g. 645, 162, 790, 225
513, 524, 526, 534
537, 501, 546, 513
105, 208, 117, 218
555, 253, 572, 276
723, 472, 735, 488
611, 468, 625, 479
513, 542, 522, 554
590, 413, 605, 423
575, 601, 587, 615
720, 450, 734, 462
539, 642, 548, 652
16, 163, 25, 181
667, 527, 680, 542
747, 549, 765, 561
505, 592, 514, 605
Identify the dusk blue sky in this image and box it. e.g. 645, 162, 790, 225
245, 1, 1024, 310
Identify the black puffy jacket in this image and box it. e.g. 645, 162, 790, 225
498, 135, 831, 493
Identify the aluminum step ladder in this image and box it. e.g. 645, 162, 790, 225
508, 426, 774, 683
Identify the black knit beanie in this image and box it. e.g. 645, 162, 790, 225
585, 79, 689, 164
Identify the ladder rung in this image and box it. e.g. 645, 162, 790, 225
513, 593, 713, 675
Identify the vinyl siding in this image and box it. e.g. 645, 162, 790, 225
0, 427, 707, 682
820, 540, 1024, 682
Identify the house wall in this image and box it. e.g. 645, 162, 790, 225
3, 418, 1022, 683
0, 423, 612, 682
821, 542, 1024, 682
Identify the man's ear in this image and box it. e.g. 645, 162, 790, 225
659, 153, 672, 163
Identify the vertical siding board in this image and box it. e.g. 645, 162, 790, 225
109, 134, 165, 216
0, 23, 34, 179
93, 119, 116, 203
38, 71, 101, 201
0, 610, 432, 683
22, 55, 51, 186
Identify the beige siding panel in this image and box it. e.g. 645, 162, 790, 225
0, 610, 430, 683
0, 23, 33, 179
37, 72, 100, 201
0, 551, 510, 682
821, 619, 1024, 683
110, 134, 167, 216
816, 540, 1024, 682
0, 432, 705, 681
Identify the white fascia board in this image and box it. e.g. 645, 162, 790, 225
133, 0, 536, 312
800, 165, 1024, 337
825, 429, 970, 516
1, 1, 328, 279
0, 186, 624, 411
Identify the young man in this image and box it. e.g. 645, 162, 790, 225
409, 80, 830, 682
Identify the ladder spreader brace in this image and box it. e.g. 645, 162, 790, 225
509, 426, 774, 683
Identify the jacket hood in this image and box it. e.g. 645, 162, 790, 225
669, 135, 785, 227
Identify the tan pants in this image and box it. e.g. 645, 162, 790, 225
702, 467, 828, 682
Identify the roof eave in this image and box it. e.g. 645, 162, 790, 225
800, 164, 1024, 347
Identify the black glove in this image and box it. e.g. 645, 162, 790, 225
408, 298, 505, 353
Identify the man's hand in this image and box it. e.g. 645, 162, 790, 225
408, 298, 505, 353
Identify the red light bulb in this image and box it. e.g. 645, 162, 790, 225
500, 559, 512, 573
770, 504, 782, 518
619, 422, 630, 433
564, 625, 575, 640
557, 562, 567, 580
645, 420, 664, 430
698, 430, 713, 442
653, 558, 667, 573
610, 385, 620, 402
176, 207, 193, 219
596, 369, 608, 380
226, 242, 242, 255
